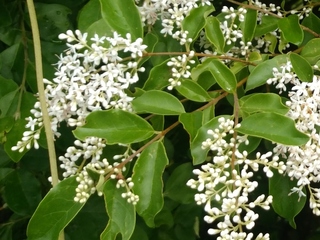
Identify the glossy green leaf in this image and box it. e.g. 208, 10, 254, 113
254, 15, 278, 37
176, 79, 211, 102
179, 112, 203, 141
242, 9, 257, 42
182, 5, 215, 41
100, 0, 142, 39
191, 115, 231, 165
301, 12, 320, 45
300, 38, 320, 65
101, 180, 135, 240
86, 19, 113, 42
191, 58, 237, 93
205, 16, 225, 53
73, 109, 155, 144
143, 60, 171, 90
27, 177, 85, 240
237, 112, 309, 145
132, 141, 168, 227
290, 53, 313, 82
278, 15, 304, 45
240, 93, 289, 115
269, 171, 306, 229
246, 55, 288, 91
2, 169, 41, 216
132, 90, 185, 115
164, 163, 197, 204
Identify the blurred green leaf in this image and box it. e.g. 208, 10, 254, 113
132, 141, 168, 227
27, 177, 85, 240
132, 90, 185, 115
34, 3, 72, 41
164, 163, 196, 204
100, 0, 142, 39
2, 169, 41, 216
101, 180, 135, 240
269, 171, 306, 229
290, 53, 313, 82
73, 110, 155, 144
255, 15, 278, 37
301, 38, 320, 65
205, 16, 225, 53
78, 0, 101, 31
237, 112, 309, 145
176, 79, 211, 102
278, 15, 304, 45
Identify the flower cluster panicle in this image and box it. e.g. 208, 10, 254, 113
137, 0, 210, 45
167, 50, 195, 90
117, 177, 139, 205
12, 30, 147, 153
268, 61, 320, 215
220, 6, 246, 45
252, 0, 283, 18
187, 117, 284, 239
266, 60, 300, 93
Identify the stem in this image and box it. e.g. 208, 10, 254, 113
25, 0, 64, 239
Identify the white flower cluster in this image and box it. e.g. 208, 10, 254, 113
12, 30, 146, 152
12, 30, 147, 204
267, 60, 320, 215
137, 0, 211, 45
187, 117, 285, 239
221, 6, 246, 45
167, 50, 195, 90
74, 159, 138, 204
252, 0, 283, 18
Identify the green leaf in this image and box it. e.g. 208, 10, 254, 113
2, 169, 41, 216
86, 19, 113, 42
176, 79, 211, 102
35, 3, 72, 41
78, 0, 101, 31
290, 53, 313, 82
269, 171, 306, 229
101, 180, 135, 240
237, 112, 309, 146
182, 5, 215, 41
65, 194, 108, 240
0, 89, 18, 117
100, 0, 142, 39
242, 9, 257, 42
143, 60, 171, 90
240, 93, 289, 116
164, 163, 197, 204
278, 15, 304, 45
132, 141, 168, 227
0, 76, 18, 98
0, 168, 14, 184
300, 38, 320, 65
132, 90, 185, 115
246, 55, 288, 91
27, 177, 85, 240
205, 16, 225, 53
73, 109, 155, 144
254, 15, 278, 37
191, 58, 237, 93
179, 112, 203, 141
191, 115, 231, 165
